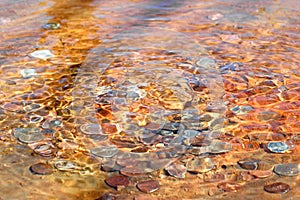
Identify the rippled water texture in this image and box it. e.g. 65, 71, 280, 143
0, 0, 299, 199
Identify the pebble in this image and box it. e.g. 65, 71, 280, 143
187, 157, 215, 173
20, 69, 37, 78
136, 180, 160, 193
217, 182, 241, 192
264, 182, 290, 194
54, 160, 82, 171
165, 163, 187, 179
91, 146, 118, 158
274, 163, 299, 176
105, 175, 130, 189
42, 22, 60, 30
267, 141, 289, 153
30, 50, 54, 60
209, 142, 232, 154
29, 163, 53, 175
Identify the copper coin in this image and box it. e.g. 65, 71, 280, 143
30, 163, 53, 175
137, 180, 160, 193
105, 175, 130, 189
264, 182, 290, 194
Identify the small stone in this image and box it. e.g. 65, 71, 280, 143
136, 180, 160, 193
42, 22, 60, 30
217, 182, 241, 192
187, 157, 215, 173
267, 141, 289, 153
105, 175, 130, 189
30, 50, 54, 60
20, 69, 37, 78
274, 163, 299, 176
249, 170, 273, 178
264, 182, 290, 194
165, 163, 187, 179
209, 142, 232, 154
196, 57, 216, 69
120, 166, 146, 177
30, 163, 53, 175
207, 13, 224, 21
91, 146, 118, 158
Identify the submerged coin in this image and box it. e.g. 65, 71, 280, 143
120, 166, 146, 177
80, 123, 101, 134
267, 141, 289, 153
101, 160, 121, 172
54, 160, 82, 171
30, 163, 53, 175
274, 163, 299, 176
105, 175, 130, 189
250, 170, 273, 178
91, 146, 119, 158
238, 159, 259, 170
209, 142, 232, 154
13, 128, 44, 144
187, 157, 215, 173
165, 163, 187, 179
264, 182, 290, 194
136, 180, 160, 193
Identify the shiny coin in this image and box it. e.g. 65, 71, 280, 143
91, 146, 118, 158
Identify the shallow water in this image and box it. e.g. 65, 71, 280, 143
0, 0, 299, 199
